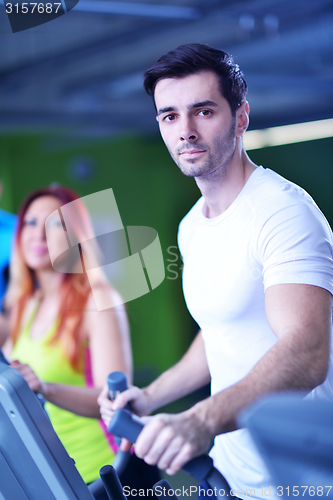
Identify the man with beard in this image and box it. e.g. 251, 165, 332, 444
99, 44, 333, 499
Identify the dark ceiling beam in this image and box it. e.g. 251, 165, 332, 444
72, 1, 201, 19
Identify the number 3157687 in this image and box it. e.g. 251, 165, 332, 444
5, 3, 62, 14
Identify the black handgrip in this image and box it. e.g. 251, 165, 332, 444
154, 479, 180, 500
108, 409, 215, 482
107, 372, 130, 436
107, 372, 127, 400
100, 464, 127, 500
108, 408, 144, 444
182, 454, 215, 482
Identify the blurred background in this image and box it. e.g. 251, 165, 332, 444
0, 0, 332, 396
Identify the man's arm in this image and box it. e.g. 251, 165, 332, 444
98, 330, 210, 424
134, 283, 332, 474
143, 330, 211, 413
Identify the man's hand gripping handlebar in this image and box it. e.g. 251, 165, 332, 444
108, 407, 231, 497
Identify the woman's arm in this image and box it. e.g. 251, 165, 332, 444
10, 359, 103, 418
85, 288, 132, 388
12, 288, 133, 418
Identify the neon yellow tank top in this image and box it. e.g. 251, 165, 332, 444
12, 305, 116, 483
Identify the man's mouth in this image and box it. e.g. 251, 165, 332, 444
179, 149, 205, 158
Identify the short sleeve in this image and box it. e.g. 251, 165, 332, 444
256, 196, 333, 293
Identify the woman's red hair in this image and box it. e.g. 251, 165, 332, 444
6, 185, 103, 371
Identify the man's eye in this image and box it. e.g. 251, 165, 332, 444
164, 114, 176, 122
198, 109, 212, 117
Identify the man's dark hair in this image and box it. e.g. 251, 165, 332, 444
144, 43, 248, 116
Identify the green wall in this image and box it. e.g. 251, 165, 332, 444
0, 132, 332, 384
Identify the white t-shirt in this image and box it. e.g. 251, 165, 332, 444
178, 166, 333, 499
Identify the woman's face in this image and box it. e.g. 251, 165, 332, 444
20, 195, 64, 271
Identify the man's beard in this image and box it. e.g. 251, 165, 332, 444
171, 119, 236, 179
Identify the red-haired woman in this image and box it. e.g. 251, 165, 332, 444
2, 186, 133, 486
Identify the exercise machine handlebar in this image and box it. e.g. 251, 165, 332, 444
108, 408, 231, 494
88, 372, 131, 499
107, 372, 131, 412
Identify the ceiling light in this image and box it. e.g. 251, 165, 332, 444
244, 118, 333, 150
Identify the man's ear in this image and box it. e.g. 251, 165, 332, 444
156, 115, 159, 122
235, 101, 250, 137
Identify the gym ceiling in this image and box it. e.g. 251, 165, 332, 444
0, 0, 332, 136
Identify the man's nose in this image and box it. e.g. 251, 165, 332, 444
180, 118, 198, 142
